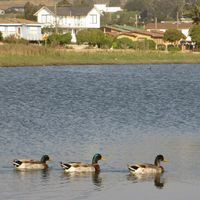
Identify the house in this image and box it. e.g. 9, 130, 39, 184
5, 5, 25, 14
102, 25, 166, 47
94, 4, 122, 13
145, 22, 193, 41
0, 18, 43, 41
34, 4, 122, 42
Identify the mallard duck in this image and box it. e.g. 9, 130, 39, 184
128, 155, 168, 175
13, 155, 51, 170
60, 153, 105, 173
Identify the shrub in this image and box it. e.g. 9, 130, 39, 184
4, 35, 29, 44
101, 35, 114, 49
131, 39, 156, 50
157, 44, 166, 51
77, 29, 105, 47
0, 31, 3, 41
167, 44, 181, 51
47, 33, 72, 46
113, 38, 134, 49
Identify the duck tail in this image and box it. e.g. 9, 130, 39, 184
13, 159, 22, 167
127, 164, 138, 172
60, 162, 71, 170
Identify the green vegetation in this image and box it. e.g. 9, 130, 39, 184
190, 25, 200, 47
24, 2, 43, 21
1, 44, 200, 67
77, 29, 108, 48
47, 33, 72, 46
0, 32, 3, 41
164, 29, 186, 45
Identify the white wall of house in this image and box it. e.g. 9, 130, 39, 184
36, 7, 100, 29
0, 24, 42, 41
94, 4, 122, 13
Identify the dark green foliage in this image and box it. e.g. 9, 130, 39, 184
77, 29, 106, 47
46, 33, 71, 46
101, 35, 114, 49
124, 0, 186, 22
4, 35, 29, 44
24, 2, 43, 21
190, 25, 200, 47
164, 29, 186, 44
157, 44, 166, 51
113, 38, 134, 49
167, 44, 181, 51
47, 33, 72, 46
132, 39, 156, 50
0, 31, 3, 41
57, 0, 72, 7
184, 3, 200, 24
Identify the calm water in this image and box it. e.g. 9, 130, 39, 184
0, 64, 200, 200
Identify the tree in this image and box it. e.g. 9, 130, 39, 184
0, 31, 3, 41
164, 29, 186, 45
184, 3, 200, 24
57, 0, 72, 7
24, 2, 42, 21
190, 25, 200, 47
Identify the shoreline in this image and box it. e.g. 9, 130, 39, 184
1, 44, 200, 67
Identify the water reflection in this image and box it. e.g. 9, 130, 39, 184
61, 172, 103, 188
127, 173, 165, 189
13, 169, 50, 182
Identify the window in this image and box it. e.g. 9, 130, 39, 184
90, 14, 97, 24
41, 14, 50, 23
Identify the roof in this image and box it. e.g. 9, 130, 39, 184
118, 30, 164, 38
146, 22, 193, 30
0, 18, 42, 25
37, 6, 94, 16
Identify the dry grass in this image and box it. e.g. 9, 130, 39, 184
1, 44, 200, 67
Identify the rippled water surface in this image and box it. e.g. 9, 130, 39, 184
0, 64, 200, 200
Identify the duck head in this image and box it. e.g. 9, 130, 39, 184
92, 153, 105, 164
40, 155, 50, 163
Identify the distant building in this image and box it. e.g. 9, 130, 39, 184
145, 22, 193, 41
0, 18, 42, 41
102, 25, 165, 45
34, 4, 122, 43
5, 5, 25, 14
0, 9, 5, 15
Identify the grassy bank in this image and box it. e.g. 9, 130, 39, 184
0, 44, 200, 67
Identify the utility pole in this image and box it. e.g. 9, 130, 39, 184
54, 1, 58, 34
176, 12, 179, 29
155, 17, 157, 29
135, 14, 138, 28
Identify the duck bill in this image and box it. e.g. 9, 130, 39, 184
163, 160, 168, 163
101, 156, 106, 161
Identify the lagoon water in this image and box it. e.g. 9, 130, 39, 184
0, 64, 200, 200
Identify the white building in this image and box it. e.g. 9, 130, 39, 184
0, 18, 43, 41
34, 4, 122, 43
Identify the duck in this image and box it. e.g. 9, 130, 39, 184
128, 154, 168, 175
60, 153, 105, 173
12, 155, 51, 170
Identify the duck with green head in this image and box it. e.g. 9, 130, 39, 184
128, 155, 168, 175
13, 155, 51, 170
60, 153, 105, 172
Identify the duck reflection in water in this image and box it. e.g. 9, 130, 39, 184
127, 173, 165, 189
61, 171, 103, 188
13, 169, 50, 183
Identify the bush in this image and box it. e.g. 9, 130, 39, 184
157, 44, 166, 51
101, 35, 114, 49
0, 31, 3, 41
131, 39, 156, 50
4, 35, 29, 44
47, 33, 72, 46
167, 44, 181, 51
113, 38, 134, 49
77, 29, 105, 47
